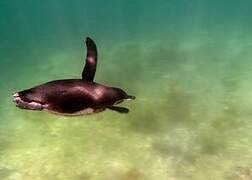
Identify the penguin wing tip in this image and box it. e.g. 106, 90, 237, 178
86, 37, 94, 42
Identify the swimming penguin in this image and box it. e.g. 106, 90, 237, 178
13, 37, 135, 116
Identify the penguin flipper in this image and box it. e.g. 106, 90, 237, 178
82, 37, 97, 81
108, 106, 129, 113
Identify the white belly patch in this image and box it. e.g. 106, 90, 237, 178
44, 107, 105, 116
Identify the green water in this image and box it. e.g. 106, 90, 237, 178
1, 1, 252, 179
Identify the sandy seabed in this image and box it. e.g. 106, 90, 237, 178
0, 35, 252, 180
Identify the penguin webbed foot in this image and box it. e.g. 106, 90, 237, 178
107, 106, 129, 113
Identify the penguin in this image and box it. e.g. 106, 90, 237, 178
13, 37, 135, 116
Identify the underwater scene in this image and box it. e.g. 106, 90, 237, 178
1, 0, 252, 179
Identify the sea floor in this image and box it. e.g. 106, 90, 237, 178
0, 35, 252, 180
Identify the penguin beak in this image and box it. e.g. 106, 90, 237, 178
126, 95, 136, 100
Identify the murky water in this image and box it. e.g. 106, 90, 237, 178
1, 1, 252, 179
